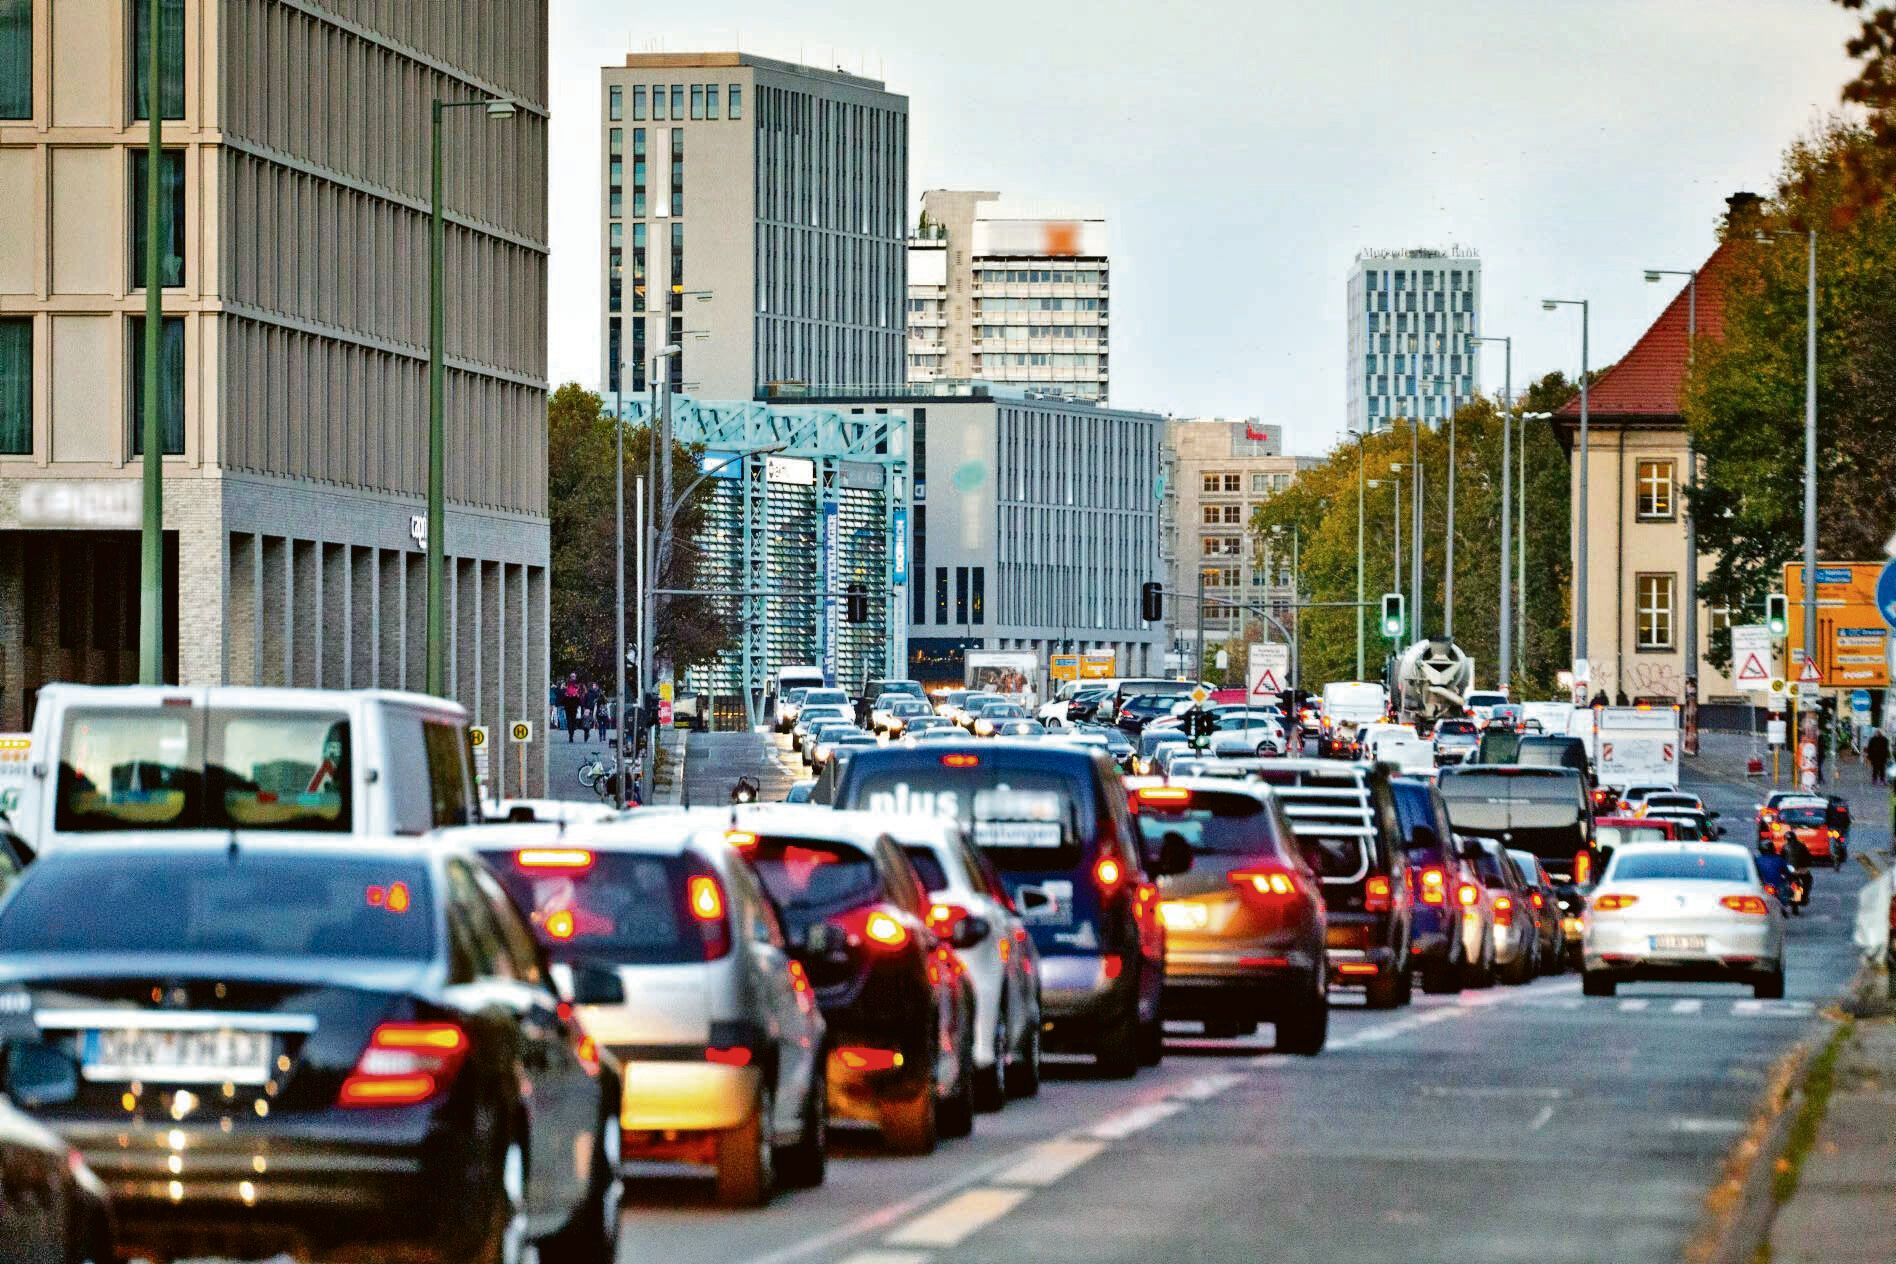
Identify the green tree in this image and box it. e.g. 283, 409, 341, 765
547, 383, 726, 686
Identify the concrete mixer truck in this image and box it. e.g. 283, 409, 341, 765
1388, 639, 1475, 731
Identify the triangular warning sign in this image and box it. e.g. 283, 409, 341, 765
1735, 652, 1769, 684
1798, 657, 1823, 685
1253, 670, 1282, 696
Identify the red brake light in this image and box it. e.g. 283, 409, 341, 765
706, 1046, 754, 1067
837, 1046, 903, 1072
1456, 881, 1478, 906
365, 882, 411, 914
1593, 893, 1638, 912
1419, 867, 1447, 905
1573, 851, 1593, 886
688, 875, 725, 921
1230, 868, 1296, 898
1720, 895, 1770, 916
544, 909, 577, 941
1365, 874, 1392, 913
1136, 786, 1192, 805
1492, 894, 1514, 926
338, 1022, 469, 1108
863, 910, 910, 948
1101, 953, 1124, 980
518, 848, 595, 871
1529, 891, 1545, 909
1095, 857, 1124, 891
928, 902, 974, 940
941, 753, 981, 768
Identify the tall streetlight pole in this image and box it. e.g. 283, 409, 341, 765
640, 344, 682, 796
1518, 411, 1553, 687
427, 95, 516, 698
1410, 422, 1422, 639
1542, 298, 1590, 668
1754, 230, 1819, 712
1472, 335, 1512, 689
1444, 403, 1457, 641
138, 0, 163, 683
1644, 267, 1699, 747
1354, 428, 1366, 679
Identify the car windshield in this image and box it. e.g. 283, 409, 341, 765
0, 851, 434, 959
485, 849, 702, 964
901, 846, 951, 892
1609, 851, 1753, 882
1438, 721, 1477, 735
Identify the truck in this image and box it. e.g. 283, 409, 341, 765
1388, 639, 1475, 730
964, 649, 1041, 710
1594, 705, 1680, 791
1317, 681, 1389, 757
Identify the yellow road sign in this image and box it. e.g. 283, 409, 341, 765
510, 721, 534, 743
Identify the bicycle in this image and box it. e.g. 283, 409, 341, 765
577, 752, 610, 791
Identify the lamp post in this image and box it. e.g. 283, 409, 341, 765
639, 343, 683, 797
1472, 334, 1512, 689
1751, 230, 1819, 711
427, 94, 516, 698
1542, 297, 1590, 666
1644, 266, 1699, 745
1409, 420, 1422, 639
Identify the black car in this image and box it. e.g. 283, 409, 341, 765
0, 1094, 113, 1263
1390, 776, 1475, 994
1115, 693, 1182, 736
1439, 765, 1595, 967
836, 742, 1181, 1077
734, 807, 977, 1155
0, 839, 622, 1264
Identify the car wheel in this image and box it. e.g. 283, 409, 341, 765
714, 1086, 775, 1207
879, 1081, 938, 1156
974, 1009, 1007, 1113
1094, 1008, 1140, 1079
1754, 968, 1786, 1000
1005, 1016, 1041, 1099
537, 1114, 623, 1264
1275, 967, 1329, 1056
1363, 964, 1406, 1010
775, 1064, 827, 1189
938, 1020, 976, 1140
1581, 970, 1617, 997
464, 1139, 529, 1264
1137, 997, 1166, 1067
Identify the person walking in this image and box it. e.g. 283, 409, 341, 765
560, 673, 582, 742
582, 682, 602, 741
1867, 729, 1890, 787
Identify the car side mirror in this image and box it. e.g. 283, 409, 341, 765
1714, 825, 1727, 839
1455, 836, 1481, 861
2, 1041, 80, 1109
948, 916, 992, 950
566, 962, 626, 1007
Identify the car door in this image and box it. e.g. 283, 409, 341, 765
727, 858, 814, 1140
879, 839, 960, 1084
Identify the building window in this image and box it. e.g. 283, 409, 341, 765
955, 567, 968, 624
128, 315, 184, 455
1222, 473, 1241, 492
632, 85, 646, 120
669, 221, 682, 295
728, 84, 742, 118
972, 568, 984, 625
670, 127, 683, 216
690, 84, 703, 119
670, 85, 684, 121
934, 567, 948, 624
0, 0, 30, 119
1201, 536, 1220, 556
650, 84, 665, 120
705, 83, 719, 119
1201, 473, 1220, 493
1636, 574, 1676, 650
1221, 505, 1243, 524
608, 127, 621, 157
131, 0, 184, 120
914, 407, 927, 497
0, 318, 30, 454
1251, 473, 1270, 493
632, 313, 646, 393
606, 317, 620, 393
607, 85, 622, 121
632, 127, 646, 218
608, 156, 622, 193
631, 222, 646, 311
130, 149, 185, 289
1201, 506, 1220, 526
1636, 458, 1675, 519
608, 222, 621, 313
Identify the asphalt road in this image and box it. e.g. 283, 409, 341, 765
613, 752, 1871, 1264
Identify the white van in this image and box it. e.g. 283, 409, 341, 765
24, 684, 477, 852
770, 665, 828, 732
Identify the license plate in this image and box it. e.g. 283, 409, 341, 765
82, 1028, 275, 1085
1650, 934, 1706, 952
1158, 901, 1209, 931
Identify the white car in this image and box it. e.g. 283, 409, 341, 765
875, 698, 935, 736
791, 704, 854, 746
1465, 690, 1509, 727
879, 815, 1043, 1107
481, 797, 621, 825
1581, 841, 1785, 998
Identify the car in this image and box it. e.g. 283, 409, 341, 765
1390, 776, 1486, 993
990, 719, 1044, 739
0, 837, 623, 1264
468, 819, 829, 1207
910, 724, 976, 743
949, 693, 1006, 730
1133, 728, 1190, 775
1593, 814, 1680, 872
798, 687, 854, 716
1581, 842, 1786, 998
1437, 765, 1596, 966
801, 718, 858, 765
1507, 849, 1567, 976
1208, 715, 1287, 758
1616, 784, 1677, 811
814, 728, 878, 773
860, 679, 928, 728
877, 698, 936, 736
901, 714, 957, 739
1765, 795, 1847, 867
1252, 760, 1414, 1008
1115, 693, 1184, 736
1643, 808, 1719, 842
791, 704, 854, 749
1468, 838, 1540, 984
882, 815, 1043, 1106
1465, 690, 1510, 727
1515, 734, 1594, 785
1432, 719, 1480, 766
1641, 791, 1708, 815
729, 805, 979, 1154
785, 780, 817, 803
0, 1095, 114, 1263
1086, 724, 1138, 770
835, 742, 1182, 1077
1128, 781, 1329, 1053
970, 702, 1031, 737
771, 667, 828, 732
481, 798, 623, 826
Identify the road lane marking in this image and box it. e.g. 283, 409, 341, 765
1618, 999, 1650, 1012
990, 1138, 1108, 1187
1669, 1117, 1747, 1134
1174, 1072, 1245, 1100
885, 1188, 1031, 1248
1732, 999, 1815, 1017
1530, 1105, 1556, 1131
1418, 1086, 1568, 1099
1670, 999, 1703, 1014
837, 1254, 932, 1264
1089, 1099, 1187, 1139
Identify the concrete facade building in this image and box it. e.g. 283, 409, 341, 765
907, 191, 1109, 402
1347, 249, 1481, 434
0, 0, 551, 792
599, 53, 908, 402
1160, 419, 1319, 653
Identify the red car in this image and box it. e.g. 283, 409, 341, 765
1766, 795, 1845, 865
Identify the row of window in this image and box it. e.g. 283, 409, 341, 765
976, 297, 1105, 313
609, 82, 743, 123
976, 326, 1103, 341
755, 85, 907, 244
978, 353, 1103, 369
1200, 504, 1250, 525
1, 0, 183, 121
1366, 354, 1471, 376
1367, 395, 1466, 421
1366, 289, 1475, 315
0, 316, 185, 456
1365, 376, 1475, 400
605, 127, 682, 220
1363, 313, 1475, 341
1199, 472, 1293, 495
1362, 268, 1476, 292
921, 565, 985, 626
976, 268, 1105, 285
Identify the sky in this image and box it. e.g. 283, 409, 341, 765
546, 0, 1863, 455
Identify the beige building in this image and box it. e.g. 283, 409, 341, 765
0, 0, 551, 791
599, 53, 908, 401
907, 191, 1109, 402
1161, 418, 1318, 653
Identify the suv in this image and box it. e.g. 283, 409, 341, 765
835, 742, 1181, 1078
729, 805, 978, 1156
1251, 759, 1413, 1009
1128, 781, 1328, 1054
1432, 718, 1480, 766
1437, 765, 1595, 966
467, 817, 829, 1206
1389, 776, 1488, 993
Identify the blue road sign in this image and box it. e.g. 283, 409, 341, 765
1877, 558, 1896, 632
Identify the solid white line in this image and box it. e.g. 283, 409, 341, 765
885, 1188, 1031, 1248
836, 1254, 932, 1264
1174, 1072, 1245, 1100
1088, 1099, 1187, 1140
1670, 999, 1703, 1015
990, 1138, 1108, 1188
1619, 999, 1650, 1012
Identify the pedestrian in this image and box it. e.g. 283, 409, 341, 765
560, 673, 582, 742
583, 682, 603, 741
1591, 689, 1609, 708
1614, 689, 1630, 707
548, 682, 561, 731
1867, 730, 1889, 786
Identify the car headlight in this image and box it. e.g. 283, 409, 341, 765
975, 720, 995, 736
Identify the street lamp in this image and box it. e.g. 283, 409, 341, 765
1644, 266, 1700, 748
1269, 525, 1301, 696
638, 341, 684, 796
1542, 297, 1590, 667
1471, 334, 1512, 689
427, 93, 516, 698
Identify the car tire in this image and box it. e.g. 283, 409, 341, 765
938, 1021, 976, 1140
714, 1087, 775, 1207
879, 1083, 938, 1156
463, 1138, 530, 1264
1754, 969, 1786, 1000
537, 1113, 623, 1264
1466, 942, 1497, 989
1275, 970, 1329, 1056
775, 1066, 827, 1189
975, 1008, 1008, 1113
1005, 1017, 1042, 1099
1363, 964, 1406, 1010
1094, 1009, 1140, 1079
1137, 998, 1166, 1067
1581, 970, 1617, 997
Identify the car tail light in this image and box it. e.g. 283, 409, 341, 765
941, 753, 980, 768
1419, 867, 1447, 905
1231, 867, 1297, 898
339, 1022, 469, 1108
1829, 829, 1841, 841
1888, 892, 1896, 934
837, 1046, 904, 1072
544, 909, 577, 941
1337, 961, 1379, 976
1593, 893, 1639, 912
705, 1046, 753, 1067
862, 909, 910, 948
1529, 891, 1545, 910
1720, 895, 1770, 916
1573, 851, 1593, 886
1101, 953, 1124, 980
518, 848, 595, 871
725, 830, 758, 849
1095, 856, 1125, 892
688, 873, 732, 960
1364, 874, 1392, 913
1492, 895, 1514, 927
1457, 881, 1478, 907
1136, 786, 1192, 805
928, 902, 982, 943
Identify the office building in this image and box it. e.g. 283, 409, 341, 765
1347, 248, 1481, 433
1160, 419, 1319, 653
599, 53, 908, 401
908, 191, 1109, 402
0, 1, 551, 791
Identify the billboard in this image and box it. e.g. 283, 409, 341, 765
965, 650, 1041, 708
1782, 561, 1890, 688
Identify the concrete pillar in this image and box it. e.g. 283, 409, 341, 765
529, 563, 548, 796
259, 536, 287, 687
378, 549, 401, 690
291, 539, 317, 687
321, 544, 347, 688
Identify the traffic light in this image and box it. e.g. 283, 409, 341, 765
1141, 581, 1164, 622
845, 582, 869, 624
1380, 592, 1406, 640
1766, 592, 1788, 638
1186, 707, 1214, 750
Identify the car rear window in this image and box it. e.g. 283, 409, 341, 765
484, 850, 701, 964
846, 760, 1089, 871
1598, 824, 1670, 846
1609, 852, 1753, 882
747, 837, 883, 919
0, 851, 434, 959
902, 846, 951, 892
1130, 789, 1285, 857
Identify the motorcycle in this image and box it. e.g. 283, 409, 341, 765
1787, 867, 1811, 916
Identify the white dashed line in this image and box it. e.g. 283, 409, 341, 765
1670, 999, 1703, 1015
1088, 1098, 1188, 1140
1174, 1072, 1245, 1100
1669, 1117, 1747, 1134
837, 1254, 932, 1264
885, 1188, 1032, 1248
1618, 999, 1650, 1012
990, 1138, 1108, 1187
1529, 1105, 1556, 1131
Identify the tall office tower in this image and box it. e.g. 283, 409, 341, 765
1347, 249, 1481, 433
599, 53, 909, 401
907, 190, 1109, 403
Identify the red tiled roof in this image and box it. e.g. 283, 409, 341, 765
1556, 238, 1739, 420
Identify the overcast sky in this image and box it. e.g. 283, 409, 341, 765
547, 0, 1861, 453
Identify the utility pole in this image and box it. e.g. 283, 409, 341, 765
1473, 335, 1513, 689
1444, 407, 1457, 640
1543, 298, 1590, 666
1355, 431, 1366, 680
138, 0, 163, 683
1801, 229, 1819, 714
1410, 421, 1423, 640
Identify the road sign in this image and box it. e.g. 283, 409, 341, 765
1190, 685, 1211, 705
1731, 624, 1772, 692
1879, 559, 1896, 631
509, 721, 534, 743
1248, 643, 1289, 699
1767, 718, 1788, 745
1797, 657, 1823, 686
469, 726, 491, 785
1852, 688, 1872, 718
1050, 654, 1081, 683
1783, 560, 1891, 687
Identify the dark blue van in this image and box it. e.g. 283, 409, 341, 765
835, 742, 1174, 1077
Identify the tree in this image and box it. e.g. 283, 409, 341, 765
1682, 120, 1896, 669
547, 383, 726, 687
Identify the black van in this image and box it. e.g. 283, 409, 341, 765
835, 742, 1180, 1076
1435, 766, 1595, 883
